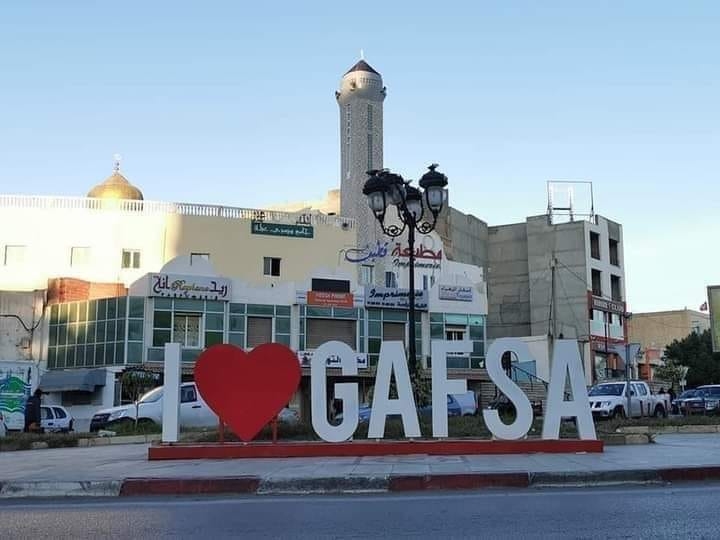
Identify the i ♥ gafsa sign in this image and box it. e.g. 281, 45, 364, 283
194, 338, 597, 443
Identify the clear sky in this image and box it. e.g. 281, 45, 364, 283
1, 1, 718, 313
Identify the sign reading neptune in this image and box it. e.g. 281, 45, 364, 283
311, 338, 596, 442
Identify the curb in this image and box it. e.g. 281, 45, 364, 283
119, 476, 259, 496
258, 476, 388, 494
0, 480, 122, 498
6, 467, 720, 498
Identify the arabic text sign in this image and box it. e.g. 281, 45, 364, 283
344, 241, 389, 264
438, 285, 473, 302
251, 220, 314, 239
307, 291, 354, 308
364, 287, 428, 310
391, 242, 442, 260
150, 274, 231, 300
298, 350, 368, 369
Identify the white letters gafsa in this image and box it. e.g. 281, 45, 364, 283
310, 338, 596, 442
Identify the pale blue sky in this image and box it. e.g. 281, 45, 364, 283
1, 1, 718, 313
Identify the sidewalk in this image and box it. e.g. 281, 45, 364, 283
2, 433, 720, 498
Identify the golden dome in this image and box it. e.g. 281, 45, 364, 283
87, 160, 144, 201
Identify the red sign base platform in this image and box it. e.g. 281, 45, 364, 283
148, 438, 603, 460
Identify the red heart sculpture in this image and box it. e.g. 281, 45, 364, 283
194, 343, 301, 442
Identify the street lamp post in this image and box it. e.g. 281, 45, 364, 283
362, 164, 448, 375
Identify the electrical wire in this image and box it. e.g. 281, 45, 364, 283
0, 313, 45, 333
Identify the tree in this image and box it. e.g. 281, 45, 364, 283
654, 357, 685, 391
121, 368, 158, 428
663, 330, 720, 388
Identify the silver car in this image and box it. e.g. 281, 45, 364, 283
41, 405, 74, 433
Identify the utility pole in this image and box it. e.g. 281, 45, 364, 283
549, 255, 557, 339
625, 340, 632, 417
625, 311, 633, 417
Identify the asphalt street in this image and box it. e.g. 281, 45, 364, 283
1, 484, 717, 539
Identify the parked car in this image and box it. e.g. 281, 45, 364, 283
90, 382, 297, 432
486, 394, 544, 418
698, 385, 720, 415
452, 391, 479, 416
679, 389, 708, 415
672, 388, 700, 414
90, 383, 216, 432
40, 405, 74, 433
588, 381, 667, 419
336, 394, 468, 424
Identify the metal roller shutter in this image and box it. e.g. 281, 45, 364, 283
247, 317, 272, 348
382, 322, 406, 343
307, 319, 356, 349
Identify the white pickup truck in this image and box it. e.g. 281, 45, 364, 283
588, 381, 668, 419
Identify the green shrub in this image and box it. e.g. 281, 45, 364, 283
0, 432, 82, 452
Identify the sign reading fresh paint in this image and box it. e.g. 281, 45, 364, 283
364, 287, 428, 310
251, 220, 314, 239
310, 338, 596, 442
438, 285, 473, 302
149, 274, 231, 301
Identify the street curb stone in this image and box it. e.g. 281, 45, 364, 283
119, 476, 260, 496
389, 472, 529, 491
8, 466, 720, 498
258, 476, 389, 494
0, 481, 122, 498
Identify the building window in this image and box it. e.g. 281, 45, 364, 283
446, 326, 466, 341
367, 104, 373, 131
385, 271, 397, 288
247, 316, 272, 348
263, 257, 281, 277
173, 313, 201, 348
590, 232, 600, 260
121, 249, 141, 269
611, 274, 622, 301
3, 245, 26, 266
70, 247, 90, 267
609, 239, 619, 266
591, 269, 602, 297
422, 275, 435, 290
361, 265, 374, 285
306, 318, 356, 349
191, 253, 210, 265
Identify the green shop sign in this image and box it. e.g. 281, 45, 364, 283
251, 221, 314, 239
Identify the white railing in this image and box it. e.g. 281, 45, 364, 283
0, 194, 356, 229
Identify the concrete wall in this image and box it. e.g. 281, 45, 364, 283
486, 223, 530, 338
629, 309, 710, 351
0, 290, 46, 362
446, 208, 489, 269
526, 215, 589, 340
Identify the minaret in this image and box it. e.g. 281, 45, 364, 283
336, 58, 386, 255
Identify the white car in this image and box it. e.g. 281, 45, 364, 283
41, 405, 74, 433
90, 382, 217, 432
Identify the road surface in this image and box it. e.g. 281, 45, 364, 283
1, 484, 715, 539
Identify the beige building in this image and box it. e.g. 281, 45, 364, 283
0, 166, 357, 293
628, 309, 710, 379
